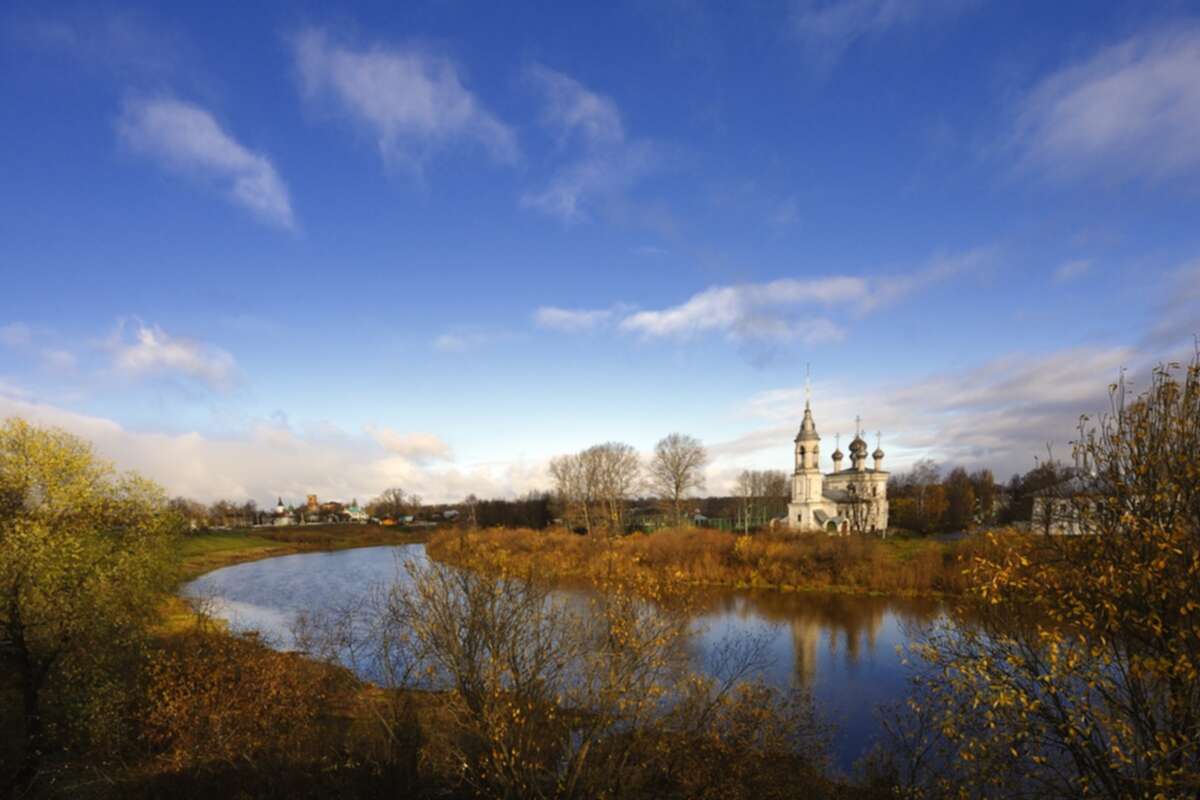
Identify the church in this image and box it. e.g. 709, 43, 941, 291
787, 398, 889, 534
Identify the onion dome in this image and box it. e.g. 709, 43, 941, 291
873, 447, 885, 460
832, 447, 844, 460
849, 435, 868, 455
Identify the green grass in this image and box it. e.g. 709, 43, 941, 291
174, 523, 432, 582
178, 532, 282, 557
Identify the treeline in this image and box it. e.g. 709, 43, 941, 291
886, 458, 1080, 534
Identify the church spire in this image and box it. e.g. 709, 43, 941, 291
796, 365, 819, 443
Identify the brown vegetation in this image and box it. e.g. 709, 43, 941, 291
883, 352, 1200, 798
427, 526, 1000, 596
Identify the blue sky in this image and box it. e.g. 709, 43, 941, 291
1, 1, 1198, 503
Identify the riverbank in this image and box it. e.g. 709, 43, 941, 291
158, 524, 431, 634
176, 523, 431, 581
428, 526, 1003, 597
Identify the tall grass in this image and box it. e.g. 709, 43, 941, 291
428, 527, 1004, 596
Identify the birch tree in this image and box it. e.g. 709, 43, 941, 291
649, 433, 707, 526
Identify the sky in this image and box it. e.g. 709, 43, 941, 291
1, 0, 1198, 505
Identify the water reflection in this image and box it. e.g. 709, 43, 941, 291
183, 544, 944, 772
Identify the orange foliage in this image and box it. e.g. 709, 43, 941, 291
429, 527, 994, 596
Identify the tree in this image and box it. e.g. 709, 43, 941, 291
891, 352, 1200, 798
0, 418, 178, 788
550, 453, 594, 535
648, 433, 708, 526
943, 467, 976, 532
463, 493, 479, 529
968, 469, 997, 523
589, 442, 641, 534
369, 487, 416, 520
734, 469, 787, 532
383, 558, 828, 798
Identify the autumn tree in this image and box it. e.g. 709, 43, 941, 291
550, 452, 595, 535
369, 487, 419, 520
0, 419, 179, 789
589, 442, 641, 534
648, 433, 708, 526
968, 469, 997, 523
943, 467, 976, 531
385, 558, 829, 798
891, 352, 1200, 798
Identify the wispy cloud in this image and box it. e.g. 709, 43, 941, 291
1054, 259, 1091, 282
117, 97, 296, 229
1013, 25, 1200, 183
108, 321, 237, 390
790, 0, 977, 68
0, 323, 33, 348
432, 331, 493, 353
1, 322, 77, 371
522, 64, 660, 223
620, 277, 859, 341
616, 248, 991, 342
291, 27, 518, 173
527, 63, 624, 148
1143, 259, 1200, 349
533, 306, 617, 332
714, 343, 1140, 486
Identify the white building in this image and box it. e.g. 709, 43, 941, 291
787, 399, 889, 534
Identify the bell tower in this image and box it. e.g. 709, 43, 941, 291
789, 368, 825, 528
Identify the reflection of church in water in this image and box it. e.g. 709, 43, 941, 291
787, 391, 889, 534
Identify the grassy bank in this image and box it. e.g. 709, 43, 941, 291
428, 526, 1004, 596
176, 523, 430, 582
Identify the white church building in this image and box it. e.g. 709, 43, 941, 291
787, 398, 889, 534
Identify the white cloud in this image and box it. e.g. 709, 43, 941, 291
0, 323, 33, 348
1013, 26, 1200, 183
791, 0, 976, 67
117, 97, 295, 229
1054, 259, 1091, 282
109, 321, 236, 389
620, 277, 859, 340
291, 27, 518, 172
366, 426, 453, 464
521, 142, 658, 222
40, 349, 76, 371
526, 63, 624, 148
432, 331, 497, 353
1143, 259, 1200, 348
616, 249, 989, 342
533, 306, 615, 332
710, 344, 1141, 489
0, 396, 548, 504
522, 65, 659, 223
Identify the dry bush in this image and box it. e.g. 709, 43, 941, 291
429, 526, 977, 597
140, 628, 340, 773
382, 558, 835, 799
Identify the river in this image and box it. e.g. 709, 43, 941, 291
183, 543, 944, 772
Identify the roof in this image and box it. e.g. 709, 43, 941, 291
794, 403, 821, 442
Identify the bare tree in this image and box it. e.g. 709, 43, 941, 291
462, 493, 479, 529
649, 433, 708, 526
550, 453, 593, 534
379, 558, 824, 799
369, 487, 414, 520
588, 442, 641, 534
735, 469, 789, 532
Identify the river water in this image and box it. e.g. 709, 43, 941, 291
183, 543, 943, 772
